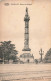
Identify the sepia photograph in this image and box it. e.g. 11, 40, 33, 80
0, 0, 51, 81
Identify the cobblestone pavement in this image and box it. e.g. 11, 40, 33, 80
0, 64, 51, 81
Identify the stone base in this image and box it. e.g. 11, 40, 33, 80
22, 48, 31, 51
20, 53, 34, 63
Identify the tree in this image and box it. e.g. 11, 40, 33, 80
0, 41, 18, 63
0, 46, 3, 59
43, 48, 51, 63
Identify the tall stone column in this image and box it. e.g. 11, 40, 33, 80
22, 7, 31, 51
20, 8, 34, 63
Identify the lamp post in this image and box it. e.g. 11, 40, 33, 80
3, 53, 4, 64
39, 48, 44, 62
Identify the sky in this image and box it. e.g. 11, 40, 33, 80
0, 0, 51, 59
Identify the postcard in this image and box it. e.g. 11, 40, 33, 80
0, 0, 51, 81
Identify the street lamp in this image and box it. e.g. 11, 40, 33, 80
39, 48, 44, 62
3, 53, 4, 64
